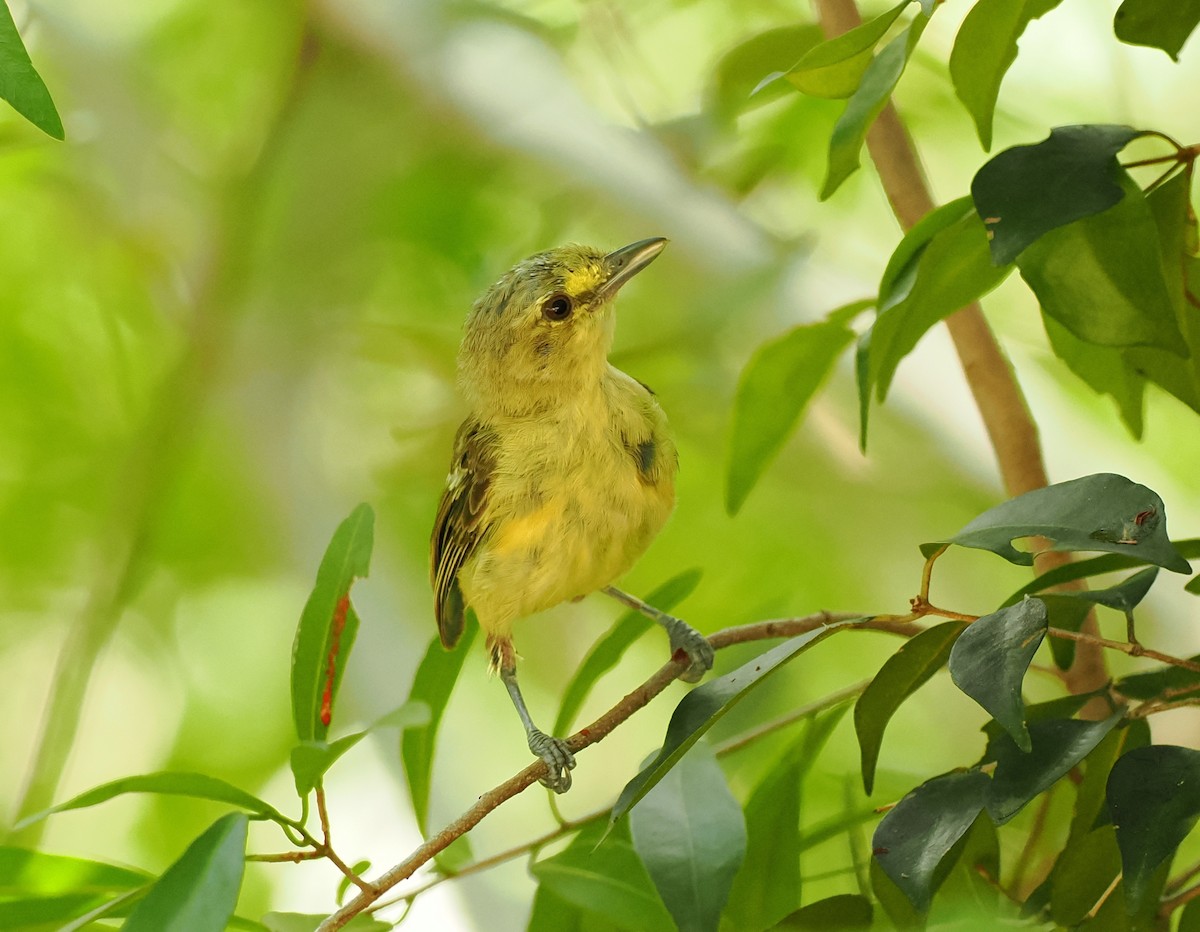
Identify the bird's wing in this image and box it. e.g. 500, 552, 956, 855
430, 418, 497, 649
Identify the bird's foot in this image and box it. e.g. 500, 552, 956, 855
528, 729, 576, 794
665, 617, 714, 684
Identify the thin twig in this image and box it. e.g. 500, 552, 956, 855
315, 786, 374, 894
711, 681, 868, 757
1161, 881, 1200, 919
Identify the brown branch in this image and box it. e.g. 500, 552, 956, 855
317, 612, 916, 930
814, 0, 1107, 699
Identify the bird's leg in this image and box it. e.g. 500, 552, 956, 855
602, 586, 714, 683
491, 636, 575, 793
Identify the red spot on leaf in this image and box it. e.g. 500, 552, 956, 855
320, 594, 350, 727
873, 846, 889, 857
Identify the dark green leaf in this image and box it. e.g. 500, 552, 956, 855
289, 733, 366, 798
1108, 744, 1200, 911
14, 772, 289, 831
855, 621, 967, 794
1044, 316, 1145, 439
872, 770, 990, 913
986, 713, 1122, 825
1182, 898, 1200, 932
1115, 655, 1200, 700
1019, 178, 1186, 354
260, 913, 390, 932
610, 619, 856, 824
787, 0, 911, 99
1065, 566, 1159, 612
531, 820, 674, 932
1068, 723, 1148, 846
706, 25, 824, 121
777, 894, 873, 929
123, 813, 247, 932
1189, 573, 1200, 594
1002, 540, 1200, 605
0, 1, 64, 139
863, 202, 1011, 408
291, 503, 374, 743
555, 570, 702, 736
934, 472, 1192, 574
629, 741, 745, 932
1038, 594, 1091, 669
726, 302, 864, 514
948, 0, 1064, 150
821, 13, 929, 199
1049, 825, 1121, 926
972, 124, 1143, 264
401, 624, 477, 834
949, 599, 1047, 751
1114, 0, 1200, 59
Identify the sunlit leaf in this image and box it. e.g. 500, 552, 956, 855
972, 124, 1144, 264
932, 472, 1192, 574
949, 599, 1047, 751
611, 619, 857, 824
1108, 744, 1200, 911
949, 0, 1064, 150
821, 13, 930, 199
555, 570, 702, 736
872, 770, 990, 912
706, 25, 824, 120
291, 503, 374, 743
0, 1, 64, 139
0, 847, 148, 928
726, 302, 864, 514
630, 741, 745, 932
1043, 316, 1145, 439
777, 894, 873, 929
855, 621, 967, 794
787, 0, 912, 99
123, 813, 247, 932
1113, 0, 1200, 59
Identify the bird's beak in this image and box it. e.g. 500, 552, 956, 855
596, 237, 668, 300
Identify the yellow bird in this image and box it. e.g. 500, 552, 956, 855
430, 238, 712, 792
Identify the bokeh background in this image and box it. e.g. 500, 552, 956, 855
2, 0, 1198, 926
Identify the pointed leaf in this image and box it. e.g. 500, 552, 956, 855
972, 124, 1144, 264
933, 473, 1192, 573
289, 733, 366, 798
986, 713, 1123, 825
555, 570, 702, 736
123, 813, 247, 932
1002, 540, 1200, 604
855, 621, 968, 794
0, 2, 64, 139
292, 503, 374, 742
786, 0, 911, 99
1114, 654, 1200, 700
821, 13, 929, 199
1043, 316, 1145, 439
14, 772, 289, 831
777, 894, 873, 929
401, 625, 477, 834
726, 302, 864, 514
611, 619, 857, 823
630, 741, 745, 932
1108, 744, 1200, 912
706, 25, 824, 120
1114, 0, 1200, 60
872, 770, 990, 913
949, 599, 1047, 751
0, 848, 148, 927
1019, 178, 1186, 354
949, 0, 1064, 150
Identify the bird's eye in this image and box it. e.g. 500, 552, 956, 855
542, 293, 574, 321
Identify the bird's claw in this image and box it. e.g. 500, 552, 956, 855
669, 620, 714, 684
528, 729, 575, 794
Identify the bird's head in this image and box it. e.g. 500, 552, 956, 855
458, 237, 666, 414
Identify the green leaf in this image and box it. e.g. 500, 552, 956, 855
1182, 898, 1200, 932
555, 570, 702, 736
706, 25, 824, 121
863, 201, 1012, 410
948, 0, 1064, 150
949, 599, 1047, 751
777, 894, 873, 929
786, 0, 912, 99
123, 813, 247, 932
726, 302, 864, 513
629, 741, 745, 932
1048, 825, 1122, 926
1108, 744, 1200, 911
0, 1, 64, 139
291, 503, 374, 743
971, 124, 1144, 264
531, 820, 674, 932
337, 861, 371, 906
1019, 178, 1186, 354
1062, 566, 1159, 612
855, 621, 968, 794
1114, 0, 1200, 60
260, 913, 390, 932
1043, 316, 1146, 439
401, 625, 477, 834
1037, 594, 1091, 669
1002, 540, 1200, 605
1114, 654, 1200, 700
14, 772, 290, 831
289, 733, 366, 798
872, 770, 990, 913
934, 472, 1192, 574
821, 12, 929, 200
869, 858, 923, 929
0, 848, 148, 928
985, 713, 1123, 825
1068, 722, 1148, 846
610, 619, 856, 824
